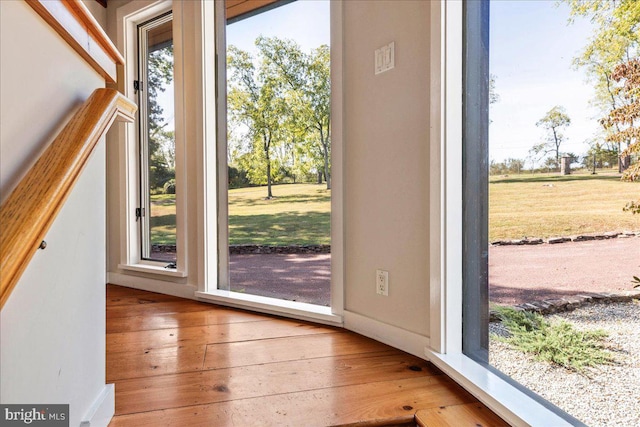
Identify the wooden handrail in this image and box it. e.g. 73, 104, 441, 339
0, 88, 136, 308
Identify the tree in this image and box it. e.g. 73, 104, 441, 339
489, 158, 524, 176
145, 43, 175, 193
563, 0, 640, 171
227, 45, 289, 199
581, 138, 619, 169
531, 106, 571, 170
256, 37, 332, 189
489, 74, 500, 105
600, 59, 640, 214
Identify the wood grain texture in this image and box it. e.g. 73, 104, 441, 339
107, 318, 336, 353
109, 376, 474, 426
226, 0, 280, 20
107, 306, 266, 333
25, 0, 124, 82
203, 332, 395, 370
115, 354, 441, 415
107, 299, 225, 319
415, 402, 510, 427
0, 90, 135, 309
106, 285, 505, 426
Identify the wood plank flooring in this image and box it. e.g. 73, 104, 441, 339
106, 285, 507, 426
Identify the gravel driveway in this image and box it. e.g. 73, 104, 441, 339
228, 237, 639, 306
230, 253, 331, 305
489, 237, 639, 305
490, 301, 640, 427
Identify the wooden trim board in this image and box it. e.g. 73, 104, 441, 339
26, 0, 124, 83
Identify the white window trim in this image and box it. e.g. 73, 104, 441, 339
115, 0, 188, 278
197, 0, 344, 322
427, 2, 574, 426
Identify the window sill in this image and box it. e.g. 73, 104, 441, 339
195, 290, 343, 326
425, 350, 579, 427
118, 263, 187, 278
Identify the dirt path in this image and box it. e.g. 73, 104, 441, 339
230, 253, 331, 306
489, 237, 639, 305
229, 237, 639, 307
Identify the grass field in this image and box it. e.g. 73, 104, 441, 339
149, 193, 177, 245
149, 183, 331, 246
149, 171, 639, 245
489, 170, 639, 241
228, 184, 331, 245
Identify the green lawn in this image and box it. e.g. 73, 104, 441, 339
149, 193, 177, 245
228, 184, 331, 245
149, 183, 331, 246
149, 171, 639, 245
490, 170, 640, 241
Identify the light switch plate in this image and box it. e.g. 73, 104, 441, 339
375, 42, 395, 75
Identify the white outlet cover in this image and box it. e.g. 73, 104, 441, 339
376, 269, 389, 296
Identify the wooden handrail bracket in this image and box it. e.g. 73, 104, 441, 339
0, 88, 136, 308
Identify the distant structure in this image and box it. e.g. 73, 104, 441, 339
561, 155, 572, 175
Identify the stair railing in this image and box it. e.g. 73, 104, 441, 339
0, 88, 136, 308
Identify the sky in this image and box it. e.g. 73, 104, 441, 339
226, 0, 599, 166
489, 0, 599, 165
227, 1, 330, 55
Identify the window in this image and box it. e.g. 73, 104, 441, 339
113, 0, 186, 278
137, 12, 177, 264
426, 2, 581, 425
461, 0, 490, 363
194, 0, 343, 323
224, 1, 331, 306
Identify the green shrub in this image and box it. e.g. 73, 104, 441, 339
228, 166, 251, 189
493, 306, 613, 371
163, 179, 176, 194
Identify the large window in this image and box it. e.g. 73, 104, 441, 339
137, 12, 177, 264
219, 0, 333, 307
459, 1, 639, 425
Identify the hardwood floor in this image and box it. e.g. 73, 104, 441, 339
106, 285, 507, 426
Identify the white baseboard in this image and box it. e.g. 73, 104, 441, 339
107, 272, 198, 300
343, 310, 430, 359
80, 384, 115, 427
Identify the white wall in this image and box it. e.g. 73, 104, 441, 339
343, 0, 431, 336
0, 2, 108, 202
82, 0, 107, 29
0, 1, 111, 426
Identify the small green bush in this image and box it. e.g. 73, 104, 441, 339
493, 306, 613, 372
163, 179, 176, 194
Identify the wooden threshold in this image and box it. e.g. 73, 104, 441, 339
106, 285, 508, 426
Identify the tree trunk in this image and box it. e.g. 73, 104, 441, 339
620, 153, 631, 173
319, 126, 331, 190
323, 142, 331, 190
264, 135, 273, 199
266, 156, 273, 199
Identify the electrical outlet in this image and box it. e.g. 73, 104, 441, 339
376, 269, 389, 296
